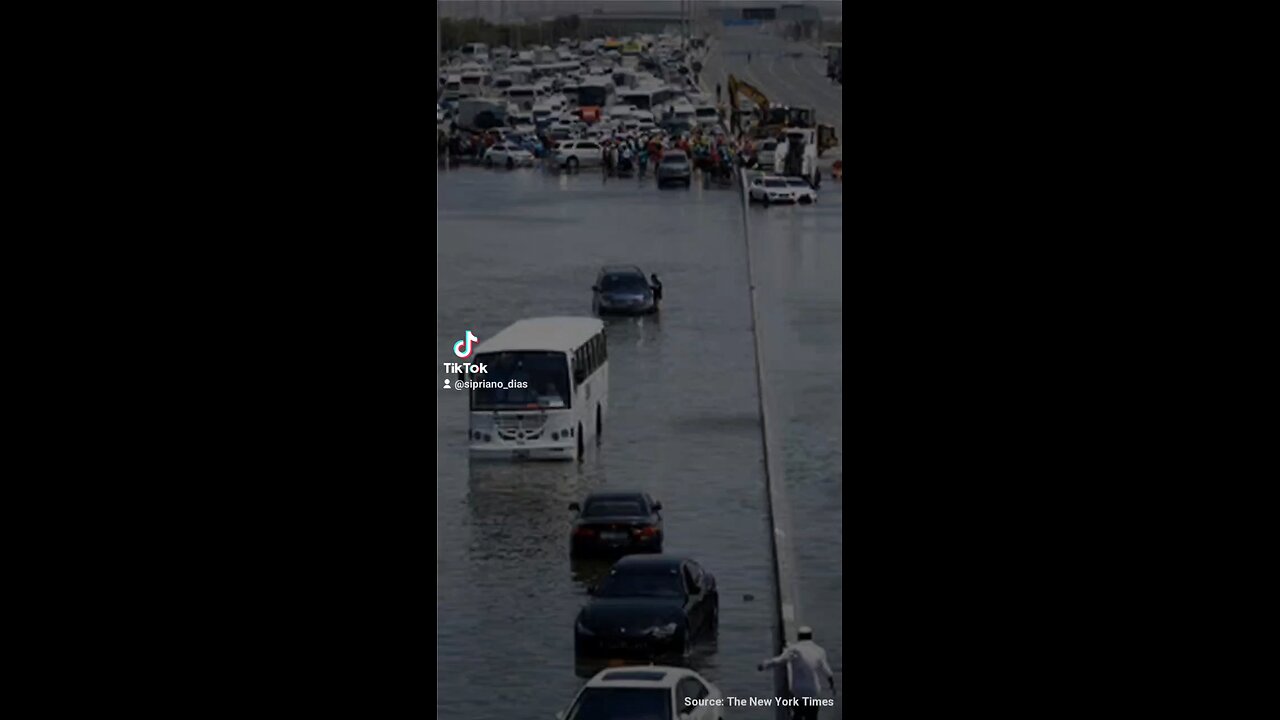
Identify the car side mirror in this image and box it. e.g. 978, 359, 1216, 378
591, 285, 600, 292
586, 584, 597, 595
569, 502, 581, 512
653, 502, 662, 511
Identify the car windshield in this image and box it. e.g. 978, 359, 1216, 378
567, 688, 671, 720
584, 499, 646, 517
471, 351, 571, 410
786, 179, 809, 187
762, 141, 777, 150
597, 569, 684, 598
601, 274, 648, 291
764, 179, 787, 188
662, 154, 687, 164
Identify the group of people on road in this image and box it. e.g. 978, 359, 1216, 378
593, 126, 743, 184
598, 134, 648, 181
440, 118, 841, 187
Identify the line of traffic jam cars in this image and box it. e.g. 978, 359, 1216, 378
564, 490, 726, 719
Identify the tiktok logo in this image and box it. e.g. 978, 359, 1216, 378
453, 330, 479, 359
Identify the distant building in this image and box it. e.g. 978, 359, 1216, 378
742, 6, 777, 21
778, 4, 821, 39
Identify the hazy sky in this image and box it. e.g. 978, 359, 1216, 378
438, 1, 842, 22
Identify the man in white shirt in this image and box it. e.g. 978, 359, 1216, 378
758, 626, 836, 719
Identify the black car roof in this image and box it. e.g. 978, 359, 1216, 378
613, 554, 685, 570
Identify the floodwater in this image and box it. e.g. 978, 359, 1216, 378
746, 183, 845, 717
437, 167, 778, 718
436, 30, 843, 718
709, 25, 846, 713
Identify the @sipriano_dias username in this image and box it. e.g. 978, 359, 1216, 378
456, 379, 529, 389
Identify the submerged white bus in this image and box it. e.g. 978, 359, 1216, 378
468, 317, 608, 461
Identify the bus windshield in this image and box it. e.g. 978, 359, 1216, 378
472, 351, 571, 410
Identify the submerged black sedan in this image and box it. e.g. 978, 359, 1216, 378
570, 491, 664, 557
574, 555, 719, 660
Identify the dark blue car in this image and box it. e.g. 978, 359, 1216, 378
593, 265, 662, 316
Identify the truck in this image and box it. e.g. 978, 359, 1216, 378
772, 128, 821, 188
727, 76, 838, 154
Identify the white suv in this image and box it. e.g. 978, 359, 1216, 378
554, 140, 603, 170
558, 666, 724, 720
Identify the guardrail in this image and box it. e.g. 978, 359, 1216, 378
737, 170, 803, 719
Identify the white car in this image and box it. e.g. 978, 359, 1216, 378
749, 175, 799, 205
783, 177, 818, 204
554, 139, 604, 170
557, 666, 724, 720
483, 143, 535, 168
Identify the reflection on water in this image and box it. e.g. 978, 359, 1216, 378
570, 556, 616, 589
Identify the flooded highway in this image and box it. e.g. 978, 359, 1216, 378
436, 27, 843, 719
437, 167, 779, 718
746, 183, 845, 717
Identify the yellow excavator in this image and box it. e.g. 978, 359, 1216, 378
727, 74, 839, 156
727, 74, 771, 135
